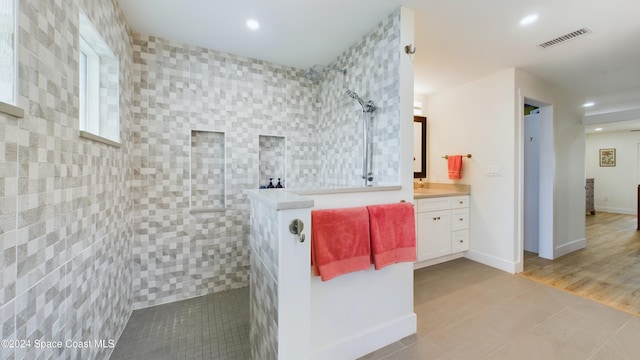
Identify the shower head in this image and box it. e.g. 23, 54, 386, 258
303, 64, 346, 81
304, 67, 324, 81
346, 89, 365, 107
346, 89, 376, 112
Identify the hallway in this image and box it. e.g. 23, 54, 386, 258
521, 212, 640, 315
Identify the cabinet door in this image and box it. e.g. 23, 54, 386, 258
417, 210, 451, 261
452, 230, 469, 253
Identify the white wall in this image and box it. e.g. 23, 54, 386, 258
586, 130, 640, 214
426, 69, 517, 272
423, 68, 586, 273
515, 69, 586, 262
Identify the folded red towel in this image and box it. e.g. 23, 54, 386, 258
367, 203, 416, 270
448, 155, 463, 180
311, 207, 371, 281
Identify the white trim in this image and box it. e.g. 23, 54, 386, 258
0, 0, 17, 105
554, 238, 586, 258
310, 314, 417, 360
0, 100, 23, 118
79, 130, 121, 147
79, 36, 100, 134
594, 207, 636, 215
414, 252, 464, 269
464, 249, 518, 274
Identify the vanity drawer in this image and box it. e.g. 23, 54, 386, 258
451, 196, 469, 209
417, 197, 451, 213
451, 208, 469, 231
452, 230, 469, 253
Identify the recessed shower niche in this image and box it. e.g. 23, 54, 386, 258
259, 135, 286, 188
190, 130, 226, 212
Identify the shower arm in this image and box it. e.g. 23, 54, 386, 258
312, 64, 346, 76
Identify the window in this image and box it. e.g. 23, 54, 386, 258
79, 11, 120, 145
0, 0, 16, 104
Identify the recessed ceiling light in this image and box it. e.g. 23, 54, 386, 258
594, 128, 603, 131
520, 14, 539, 26
246, 19, 260, 30
583, 102, 595, 107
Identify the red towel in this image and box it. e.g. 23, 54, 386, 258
311, 207, 371, 281
367, 203, 416, 270
448, 155, 463, 180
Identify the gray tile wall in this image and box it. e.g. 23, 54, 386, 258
131, 35, 318, 308
131, 9, 401, 308
317, 9, 401, 187
0, 2, 401, 358
249, 198, 279, 360
0, 0, 134, 359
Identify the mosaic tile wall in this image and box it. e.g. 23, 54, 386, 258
0, 0, 134, 359
131, 34, 318, 308
259, 135, 286, 188
249, 198, 279, 360
131, 9, 402, 308
190, 130, 226, 210
316, 9, 401, 187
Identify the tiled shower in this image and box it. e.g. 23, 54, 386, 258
0, 0, 401, 358
130, 10, 400, 309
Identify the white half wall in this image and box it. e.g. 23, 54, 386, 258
586, 130, 640, 215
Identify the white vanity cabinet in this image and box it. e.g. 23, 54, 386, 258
414, 195, 470, 267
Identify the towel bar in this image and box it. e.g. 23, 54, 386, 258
442, 154, 472, 159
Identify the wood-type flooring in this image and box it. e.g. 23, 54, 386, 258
521, 212, 640, 315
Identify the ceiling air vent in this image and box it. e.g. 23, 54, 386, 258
537, 28, 592, 49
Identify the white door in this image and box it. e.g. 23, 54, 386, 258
524, 112, 540, 253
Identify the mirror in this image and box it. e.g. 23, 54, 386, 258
414, 116, 427, 178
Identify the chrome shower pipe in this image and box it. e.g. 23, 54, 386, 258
346, 89, 376, 186
304, 64, 346, 81
311, 64, 346, 76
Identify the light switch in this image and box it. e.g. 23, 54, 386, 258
485, 165, 502, 177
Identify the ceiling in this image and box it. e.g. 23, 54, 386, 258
117, 0, 640, 127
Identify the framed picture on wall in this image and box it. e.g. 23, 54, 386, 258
599, 148, 616, 167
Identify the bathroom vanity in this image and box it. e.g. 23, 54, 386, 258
413, 183, 470, 268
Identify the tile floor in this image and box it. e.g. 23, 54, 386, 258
360, 258, 640, 360
111, 259, 640, 360
109, 287, 249, 360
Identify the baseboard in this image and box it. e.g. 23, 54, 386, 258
595, 206, 636, 215
414, 252, 464, 269
464, 250, 517, 274
554, 237, 586, 258
311, 313, 417, 360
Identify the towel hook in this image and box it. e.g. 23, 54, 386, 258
404, 44, 416, 55
289, 219, 306, 243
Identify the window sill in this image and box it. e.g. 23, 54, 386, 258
0, 101, 25, 118
79, 131, 121, 148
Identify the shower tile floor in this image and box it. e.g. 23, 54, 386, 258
109, 287, 250, 360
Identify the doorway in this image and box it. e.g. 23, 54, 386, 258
522, 99, 554, 261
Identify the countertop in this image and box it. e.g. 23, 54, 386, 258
413, 183, 470, 199
246, 189, 314, 210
